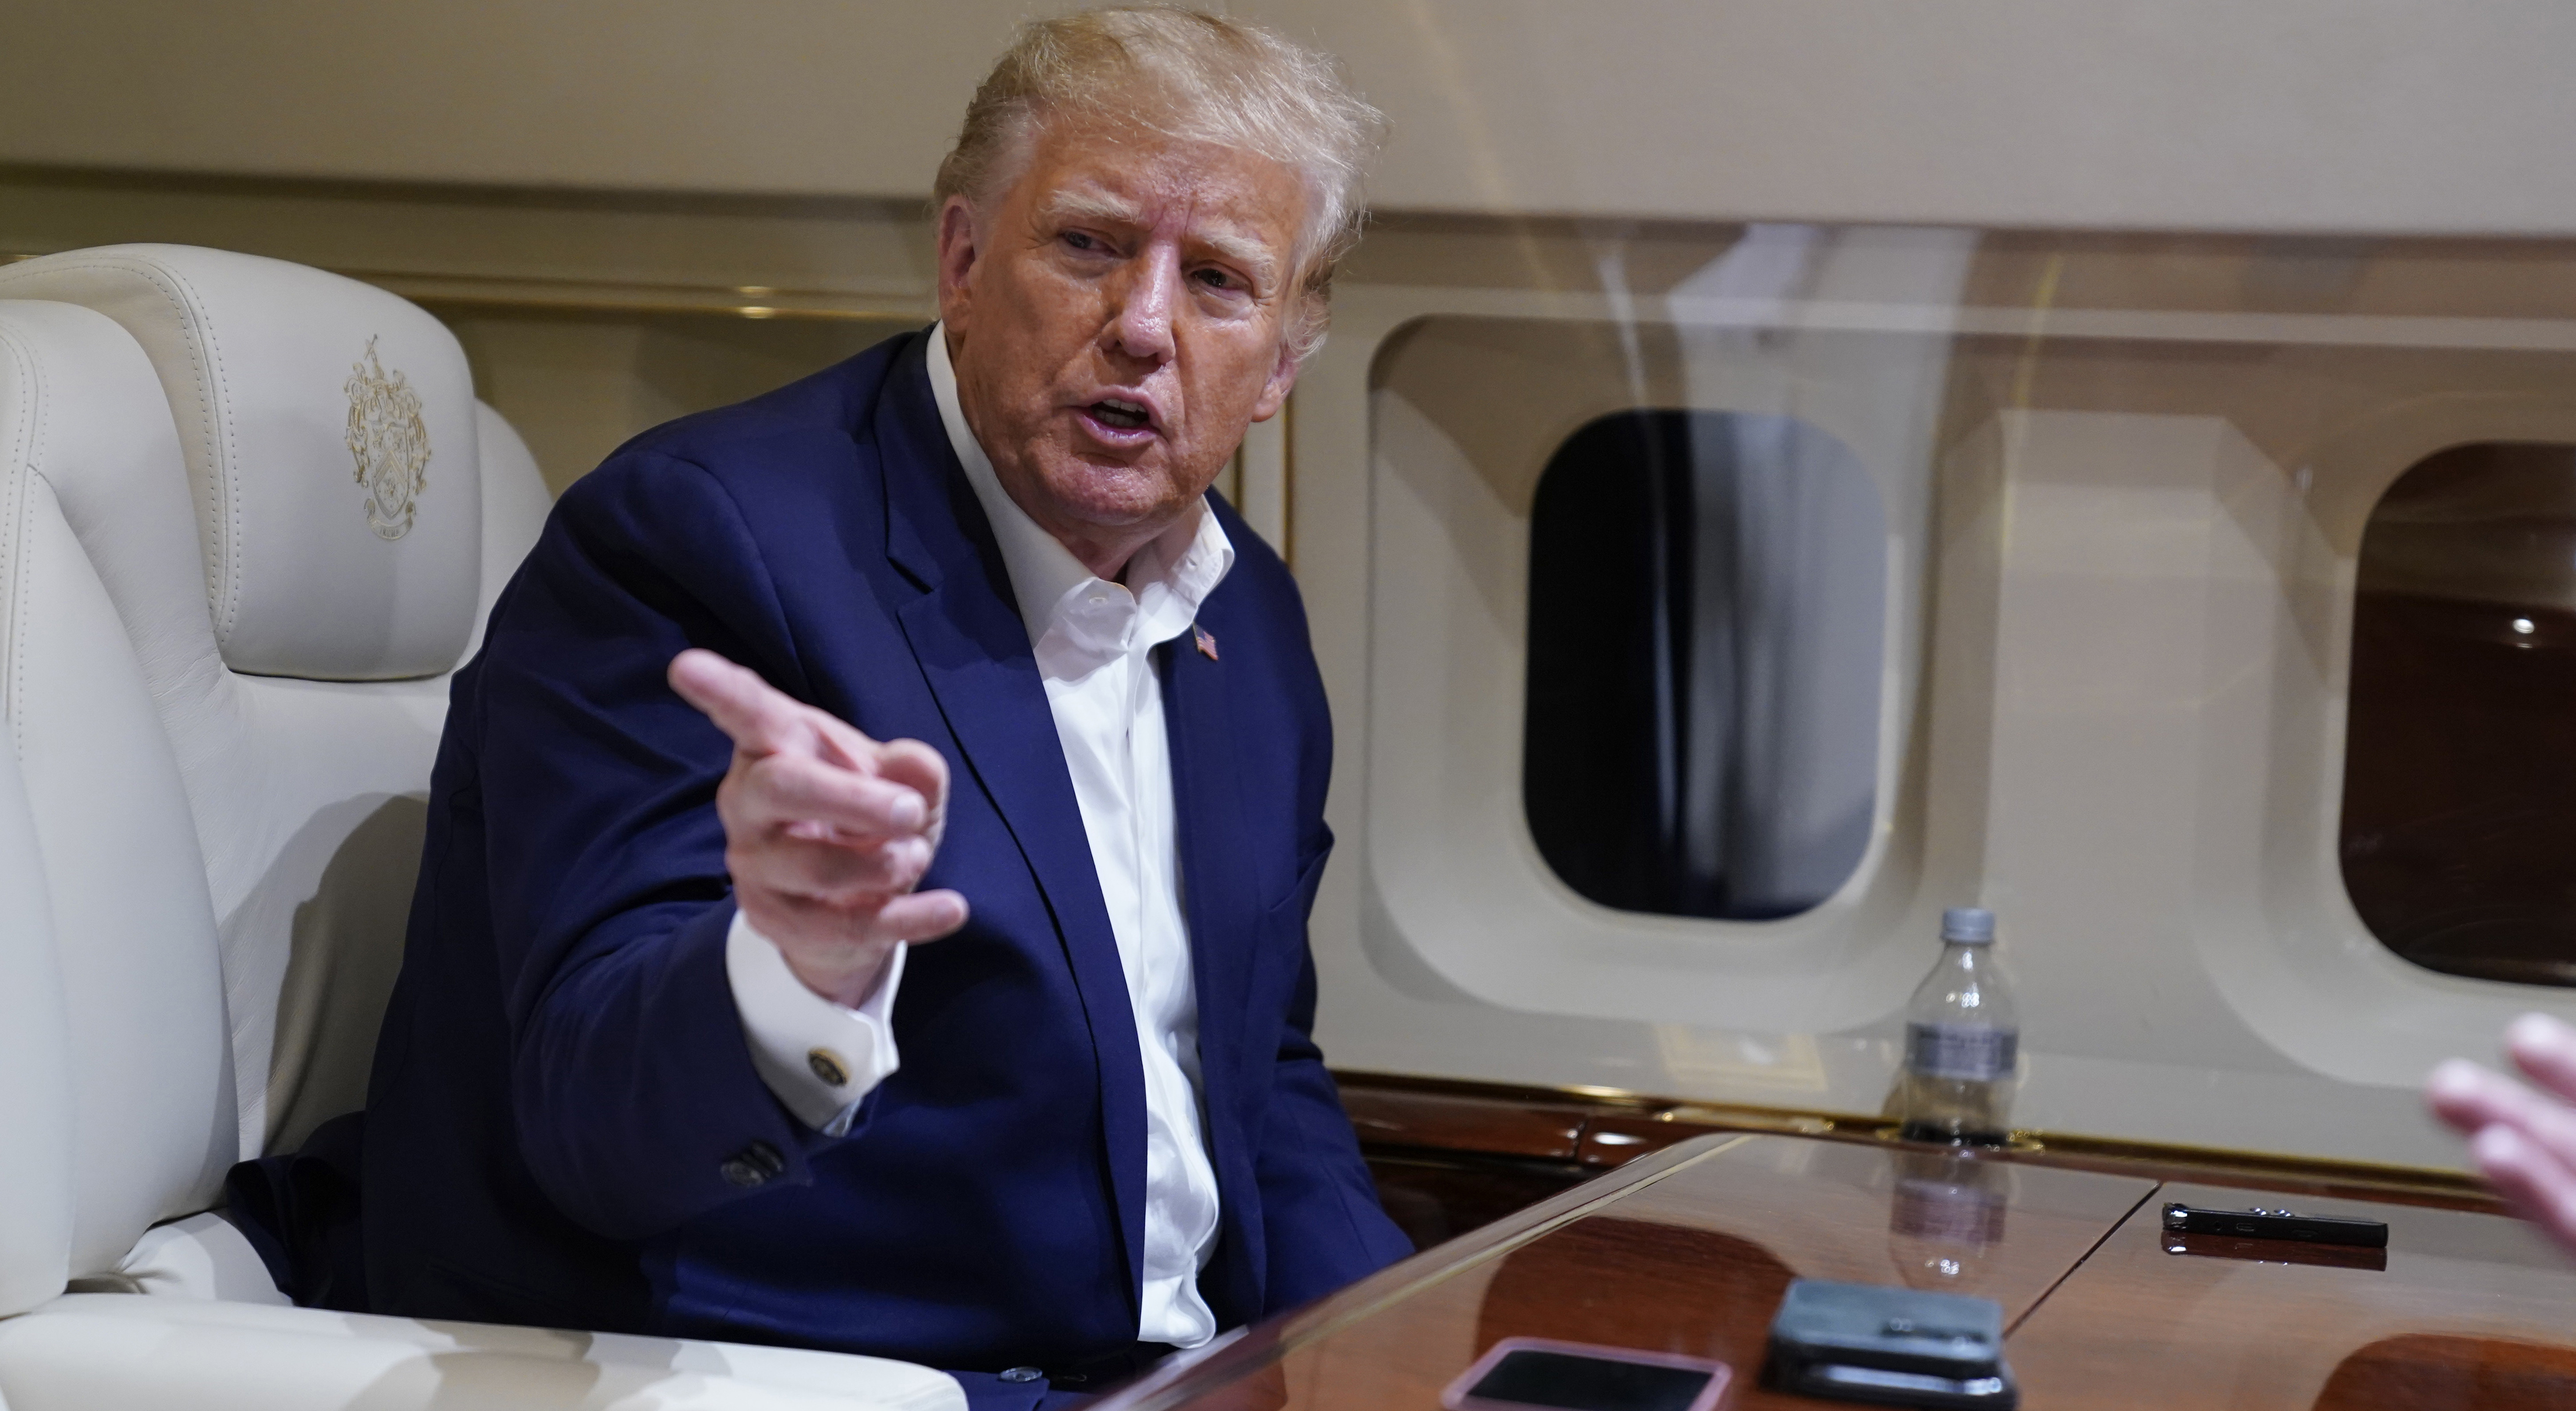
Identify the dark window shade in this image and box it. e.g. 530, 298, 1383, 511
2344, 442, 2576, 985
1523, 411, 1885, 923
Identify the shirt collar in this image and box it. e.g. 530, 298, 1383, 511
927, 323, 1234, 653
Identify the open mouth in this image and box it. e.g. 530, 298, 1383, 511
1087, 398, 1152, 431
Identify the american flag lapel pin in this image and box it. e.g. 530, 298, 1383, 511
1194, 625, 1219, 661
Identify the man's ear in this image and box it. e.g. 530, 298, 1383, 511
1249, 332, 1300, 423
934, 196, 981, 331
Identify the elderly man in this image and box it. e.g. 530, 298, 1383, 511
359, 11, 1410, 1403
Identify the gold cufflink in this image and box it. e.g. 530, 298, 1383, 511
807, 1047, 851, 1087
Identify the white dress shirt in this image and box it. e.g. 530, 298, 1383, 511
725, 325, 1234, 1348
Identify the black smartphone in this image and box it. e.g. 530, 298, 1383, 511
1765, 1278, 2016, 1409
1442, 1338, 1733, 1411
2159, 1202, 2389, 1248
1784, 1362, 2017, 1410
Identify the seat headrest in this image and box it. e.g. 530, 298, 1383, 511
0, 245, 481, 680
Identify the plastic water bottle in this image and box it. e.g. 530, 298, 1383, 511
1895, 908, 2019, 1145
1888, 1150, 2010, 1290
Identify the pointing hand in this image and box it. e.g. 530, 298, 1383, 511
668, 648, 969, 1006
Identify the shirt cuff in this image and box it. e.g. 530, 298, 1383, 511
725, 909, 904, 1137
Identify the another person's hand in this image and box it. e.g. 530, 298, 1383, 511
2427, 1013, 2576, 1256
668, 648, 968, 1006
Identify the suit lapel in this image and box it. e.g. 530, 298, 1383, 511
1159, 621, 1256, 1181
869, 335, 1149, 1299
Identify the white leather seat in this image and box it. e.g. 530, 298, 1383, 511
0, 248, 961, 1411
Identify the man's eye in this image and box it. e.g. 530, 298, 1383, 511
1062, 231, 1103, 253
1193, 269, 1242, 293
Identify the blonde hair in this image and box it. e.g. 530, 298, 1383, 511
934, 8, 1387, 365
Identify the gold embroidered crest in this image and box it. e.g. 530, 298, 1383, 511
344, 336, 430, 540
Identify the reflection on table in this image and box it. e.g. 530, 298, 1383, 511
1097, 1133, 2576, 1411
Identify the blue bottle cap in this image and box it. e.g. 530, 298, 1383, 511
1942, 907, 1996, 944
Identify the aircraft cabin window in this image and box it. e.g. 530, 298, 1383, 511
2343, 442, 2576, 985
1523, 410, 1886, 923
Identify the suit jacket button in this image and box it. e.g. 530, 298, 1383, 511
720, 1140, 785, 1187
999, 1367, 1044, 1383
807, 1047, 851, 1087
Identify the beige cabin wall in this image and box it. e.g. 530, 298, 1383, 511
0, 168, 940, 493
1291, 228, 2576, 1172
8, 2, 2576, 236
17, 139, 2576, 1167
30, 160, 2576, 497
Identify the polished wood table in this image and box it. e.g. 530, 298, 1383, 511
2012, 1180, 2576, 1409
1096, 1134, 2576, 1411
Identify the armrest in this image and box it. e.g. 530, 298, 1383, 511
66, 1212, 291, 1305
0, 1294, 964, 1411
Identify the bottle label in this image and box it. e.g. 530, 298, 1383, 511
1906, 1022, 2018, 1081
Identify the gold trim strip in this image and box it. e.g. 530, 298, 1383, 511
339, 265, 924, 303
3, 248, 937, 322
404, 289, 928, 324
1332, 1069, 2495, 1204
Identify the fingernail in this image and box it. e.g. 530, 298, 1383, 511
893, 795, 925, 830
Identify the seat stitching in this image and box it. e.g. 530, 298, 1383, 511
148, 259, 240, 649
0, 257, 235, 645
0, 323, 35, 761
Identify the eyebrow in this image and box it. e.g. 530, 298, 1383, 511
1042, 187, 1145, 230
1040, 187, 1282, 292
1197, 227, 1281, 291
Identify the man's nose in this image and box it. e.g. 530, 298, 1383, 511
1103, 246, 1181, 365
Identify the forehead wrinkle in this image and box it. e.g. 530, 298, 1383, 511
1040, 181, 1285, 292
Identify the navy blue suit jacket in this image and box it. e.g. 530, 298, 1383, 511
362, 329, 1411, 1389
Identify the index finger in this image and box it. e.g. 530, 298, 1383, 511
669, 649, 815, 759
2428, 1058, 2523, 1135
2428, 1058, 2576, 1172
2507, 1013, 2576, 1103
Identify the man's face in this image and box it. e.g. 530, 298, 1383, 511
937, 110, 1306, 574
